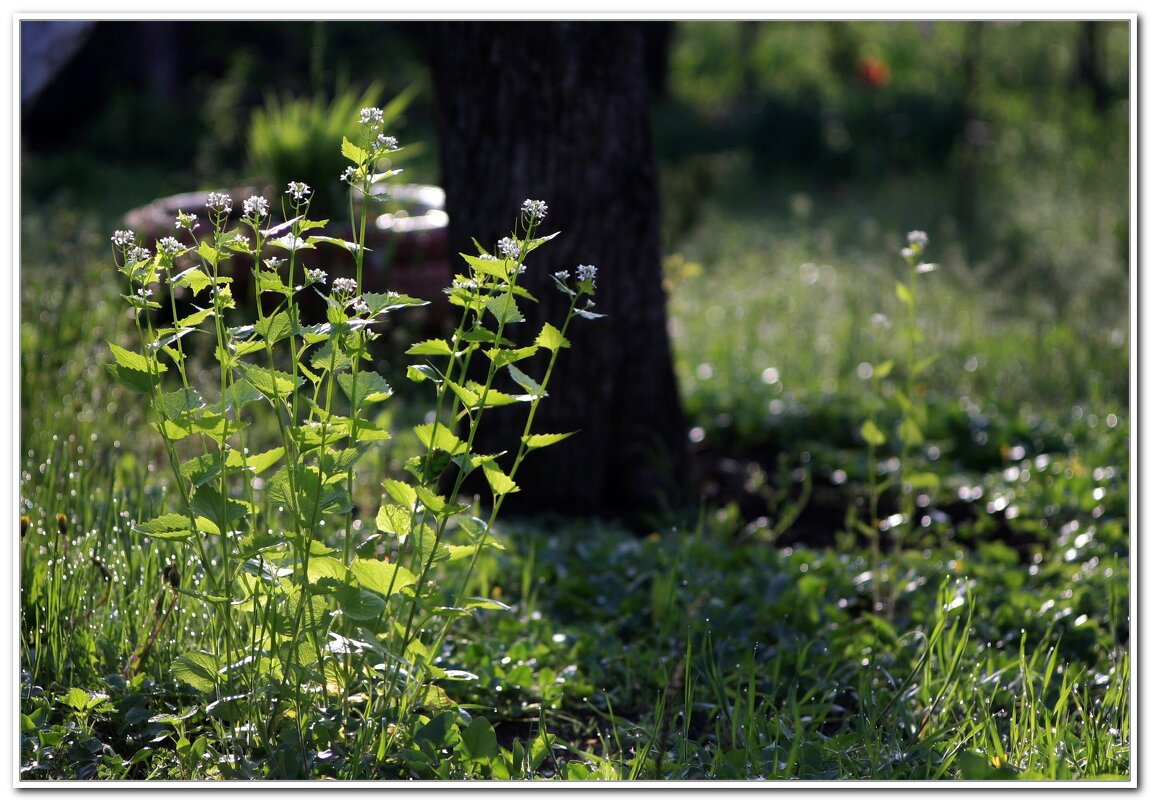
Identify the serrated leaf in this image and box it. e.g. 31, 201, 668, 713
461, 252, 512, 282
342, 136, 368, 165
332, 587, 388, 622
158, 387, 205, 419
308, 235, 364, 254
362, 292, 428, 314
506, 364, 546, 399
135, 513, 195, 537
306, 556, 348, 586
196, 240, 219, 267
254, 268, 293, 296
413, 422, 467, 455
406, 364, 439, 383
375, 504, 412, 536
234, 362, 303, 402
522, 432, 576, 450
170, 652, 221, 693
171, 266, 213, 296
254, 310, 295, 346
482, 463, 519, 496
535, 321, 570, 351
109, 342, 165, 376
351, 558, 417, 597
484, 292, 524, 324
466, 597, 512, 611
383, 479, 418, 508
338, 371, 392, 406
486, 345, 538, 368
860, 419, 886, 447
172, 307, 214, 330
406, 338, 454, 357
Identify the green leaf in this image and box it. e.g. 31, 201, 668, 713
486, 345, 538, 368
413, 422, 467, 455
406, 338, 454, 357
461, 252, 512, 282
254, 268, 293, 296
170, 652, 221, 693
158, 387, 205, 419
338, 371, 392, 406
535, 322, 570, 351
506, 364, 546, 399
171, 266, 213, 296
234, 362, 303, 402
109, 342, 165, 376
482, 463, 519, 496
332, 587, 388, 622
466, 597, 512, 611
172, 307, 214, 330
446, 379, 480, 408
196, 240, 219, 267
383, 479, 418, 508
521, 432, 576, 450
236, 446, 285, 475
873, 359, 895, 380
484, 292, 524, 324
461, 717, 501, 763
190, 485, 250, 531
351, 558, 417, 597
307, 235, 364, 255
362, 292, 428, 314
860, 419, 886, 447
375, 504, 412, 536
895, 281, 913, 306
254, 310, 295, 346
306, 556, 347, 586
897, 417, 924, 447
342, 136, 368, 165
135, 513, 195, 541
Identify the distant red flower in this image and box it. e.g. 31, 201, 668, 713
858, 55, 891, 88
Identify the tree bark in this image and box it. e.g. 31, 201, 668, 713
424, 21, 689, 523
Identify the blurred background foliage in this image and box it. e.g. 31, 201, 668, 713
20, 18, 1130, 459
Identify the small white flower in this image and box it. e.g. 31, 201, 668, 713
521, 199, 548, 220
871, 313, 891, 331
136, 286, 153, 298
206, 192, 233, 214
306, 267, 328, 285
901, 247, 915, 260
359, 107, 385, 127
907, 230, 929, 248
340, 166, 359, 183
232, 234, 251, 249
349, 297, 370, 315
264, 256, 285, 270
332, 277, 358, 297
111, 230, 136, 247
126, 246, 151, 264
576, 264, 598, 284
175, 210, 199, 231
243, 195, 269, 220
478, 253, 498, 261
554, 270, 570, 281
452, 278, 478, 290
157, 237, 184, 256
374, 134, 399, 152
286, 181, 312, 202
497, 237, 521, 260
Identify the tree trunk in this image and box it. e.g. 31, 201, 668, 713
424, 21, 689, 523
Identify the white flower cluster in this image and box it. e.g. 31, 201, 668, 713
306, 267, 328, 286
332, 277, 358, 298
206, 192, 233, 214
243, 195, 269, 220
359, 107, 385, 128
175, 211, 199, 231
286, 182, 312, 202
374, 134, 398, 152
126, 246, 151, 265
521, 199, 548, 221
576, 264, 597, 284
111, 230, 136, 247
497, 237, 521, 260
907, 230, 929, 248
157, 237, 184, 256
